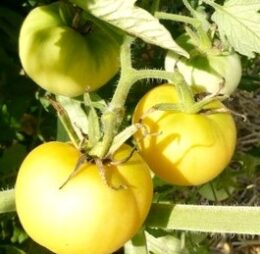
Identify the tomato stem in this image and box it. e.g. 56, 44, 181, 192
155, 12, 201, 28
150, 0, 161, 15
200, 0, 220, 10
169, 70, 196, 111
182, 0, 197, 17
88, 36, 194, 158
89, 33, 223, 158
147, 203, 260, 234
88, 37, 136, 158
0, 189, 15, 214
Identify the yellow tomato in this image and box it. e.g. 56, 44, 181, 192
15, 142, 153, 254
133, 84, 237, 186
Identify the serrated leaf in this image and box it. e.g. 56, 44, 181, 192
210, 0, 260, 58
71, 0, 188, 57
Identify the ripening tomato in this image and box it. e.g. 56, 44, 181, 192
15, 142, 153, 254
132, 84, 237, 186
165, 34, 242, 95
19, 2, 122, 97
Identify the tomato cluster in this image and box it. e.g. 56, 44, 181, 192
15, 1, 240, 254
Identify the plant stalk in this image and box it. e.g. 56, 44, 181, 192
0, 189, 16, 214
155, 12, 201, 28
89, 36, 187, 158
146, 203, 260, 234
200, 0, 220, 10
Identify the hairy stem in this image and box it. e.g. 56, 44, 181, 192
200, 0, 220, 10
0, 189, 16, 214
147, 203, 260, 234
155, 12, 201, 27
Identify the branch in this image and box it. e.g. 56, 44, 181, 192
0, 189, 16, 214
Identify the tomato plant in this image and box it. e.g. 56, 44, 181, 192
19, 1, 122, 97
15, 142, 153, 254
133, 84, 237, 186
165, 34, 242, 95
2, 0, 260, 253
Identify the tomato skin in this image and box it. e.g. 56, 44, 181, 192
19, 2, 121, 97
132, 84, 237, 186
15, 142, 153, 254
165, 34, 242, 95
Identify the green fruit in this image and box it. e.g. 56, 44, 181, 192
19, 2, 121, 97
165, 34, 242, 95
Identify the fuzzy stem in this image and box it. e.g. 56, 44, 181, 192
183, 0, 196, 14
0, 189, 15, 214
170, 70, 195, 110
200, 0, 220, 10
155, 12, 201, 28
147, 203, 260, 234
88, 37, 192, 158
88, 37, 136, 158
151, 0, 161, 15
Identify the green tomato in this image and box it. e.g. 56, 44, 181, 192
19, 2, 122, 97
165, 34, 242, 95
15, 142, 153, 254
133, 84, 237, 186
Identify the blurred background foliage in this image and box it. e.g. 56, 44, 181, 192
0, 0, 260, 253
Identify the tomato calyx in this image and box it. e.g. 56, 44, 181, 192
163, 68, 230, 115
59, 3, 93, 35
71, 9, 94, 35
59, 145, 136, 190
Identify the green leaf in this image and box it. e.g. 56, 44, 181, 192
0, 246, 26, 254
0, 144, 26, 174
56, 96, 88, 141
145, 231, 188, 254
84, 93, 101, 147
124, 228, 148, 254
56, 118, 70, 142
71, 0, 189, 57
198, 180, 235, 202
107, 123, 140, 156
234, 152, 260, 176
209, 0, 260, 57
198, 169, 236, 201
0, 7, 23, 46
11, 226, 28, 244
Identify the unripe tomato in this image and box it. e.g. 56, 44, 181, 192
133, 84, 237, 186
165, 34, 242, 95
19, 2, 121, 97
15, 142, 153, 254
